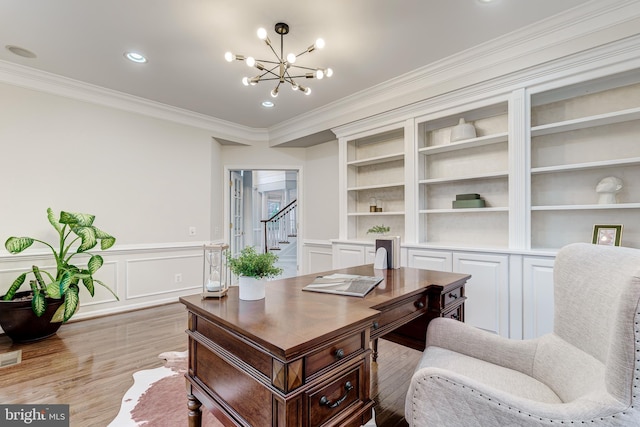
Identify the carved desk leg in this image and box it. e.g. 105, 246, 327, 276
187, 392, 202, 427
372, 338, 379, 362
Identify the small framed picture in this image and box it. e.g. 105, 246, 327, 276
592, 224, 623, 246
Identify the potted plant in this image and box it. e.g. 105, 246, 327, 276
367, 224, 390, 236
226, 246, 283, 300
0, 208, 118, 342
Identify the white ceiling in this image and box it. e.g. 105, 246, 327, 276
0, 0, 587, 130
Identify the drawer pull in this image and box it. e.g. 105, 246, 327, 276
372, 321, 379, 330
450, 313, 459, 320
414, 301, 425, 309
448, 292, 458, 299
334, 348, 345, 360
319, 381, 353, 409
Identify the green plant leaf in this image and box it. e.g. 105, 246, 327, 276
5, 237, 34, 254
73, 226, 97, 252
62, 286, 79, 322
47, 207, 63, 234
93, 227, 116, 250
59, 211, 95, 227
32, 291, 46, 317
3, 273, 26, 300
58, 271, 72, 296
82, 276, 95, 297
46, 281, 62, 299
51, 303, 65, 323
94, 279, 119, 300
87, 255, 103, 274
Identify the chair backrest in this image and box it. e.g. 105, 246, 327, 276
553, 242, 640, 404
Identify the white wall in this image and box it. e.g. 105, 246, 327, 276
0, 82, 223, 321
0, 82, 216, 243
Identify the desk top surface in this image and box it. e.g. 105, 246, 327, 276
180, 265, 469, 358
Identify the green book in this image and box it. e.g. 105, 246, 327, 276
452, 199, 486, 208
455, 193, 481, 200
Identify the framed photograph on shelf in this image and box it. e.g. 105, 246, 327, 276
592, 224, 623, 246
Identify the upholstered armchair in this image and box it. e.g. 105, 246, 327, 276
405, 243, 640, 426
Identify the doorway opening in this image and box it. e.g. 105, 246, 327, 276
228, 169, 299, 278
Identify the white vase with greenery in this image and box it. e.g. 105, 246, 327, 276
226, 246, 283, 301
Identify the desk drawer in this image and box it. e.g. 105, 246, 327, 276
305, 332, 365, 377
373, 293, 427, 337
307, 362, 364, 427
443, 286, 463, 307
443, 304, 464, 321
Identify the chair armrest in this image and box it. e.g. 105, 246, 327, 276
426, 317, 540, 376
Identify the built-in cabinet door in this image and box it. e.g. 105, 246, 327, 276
407, 249, 452, 272
453, 252, 509, 337
522, 256, 555, 339
365, 246, 377, 264
332, 243, 366, 269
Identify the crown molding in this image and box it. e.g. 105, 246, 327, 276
0, 59, 269, 144
1, 0, 638, 147
270, 0, 640, 145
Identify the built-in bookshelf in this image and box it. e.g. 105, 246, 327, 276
344, 127, 405, 240
416, 102, 510, 247
529, 72, 640, 250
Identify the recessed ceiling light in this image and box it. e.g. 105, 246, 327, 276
262, 101, 274, 108
5, 45, 37, 59
124, 52, 147, 63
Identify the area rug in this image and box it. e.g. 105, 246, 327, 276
108, 350, 222, 427
110, 350, 376, 426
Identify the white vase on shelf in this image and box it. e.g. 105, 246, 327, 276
450, 118, 477, 142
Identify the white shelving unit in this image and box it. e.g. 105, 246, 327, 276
416, 101, 510, 248
342, 126, 406, 240
529, 74, 640, 250
331, 38, 640, 340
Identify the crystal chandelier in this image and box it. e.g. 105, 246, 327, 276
225, 22, 333, 97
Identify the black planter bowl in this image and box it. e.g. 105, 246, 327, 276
0, 291, 65, 343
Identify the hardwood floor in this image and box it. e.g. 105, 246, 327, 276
0, 302, 421, 427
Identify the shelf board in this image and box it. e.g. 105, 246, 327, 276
347, 182, 405, 191
532, 203, 640, 211
347, 211, 405, 216
419, 171, 508, 184
420, 207, 508, 214
531, 107, 640, 137
531, 157, 640, 174
347, 152, 404, 167
418, 132, 508, 155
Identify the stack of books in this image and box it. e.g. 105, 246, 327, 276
452, 193, 486, 208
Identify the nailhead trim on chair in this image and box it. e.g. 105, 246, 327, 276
411, 373, 635, 425
409, 305, 640, 425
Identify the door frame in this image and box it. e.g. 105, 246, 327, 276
223, 165, 303, 275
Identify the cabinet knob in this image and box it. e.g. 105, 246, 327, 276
415, 300, 425, 309
450, 313, 459, 320
334, 348, 345, 360
319, 381, 353, 409
372, 321, 379, 330
448, 292, 458, 299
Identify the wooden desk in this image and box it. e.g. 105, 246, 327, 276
180, 265, 470, 427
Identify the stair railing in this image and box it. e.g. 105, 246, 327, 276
261, 199, 297, 253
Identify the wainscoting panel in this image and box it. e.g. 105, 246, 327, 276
0, 243, 205, 332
